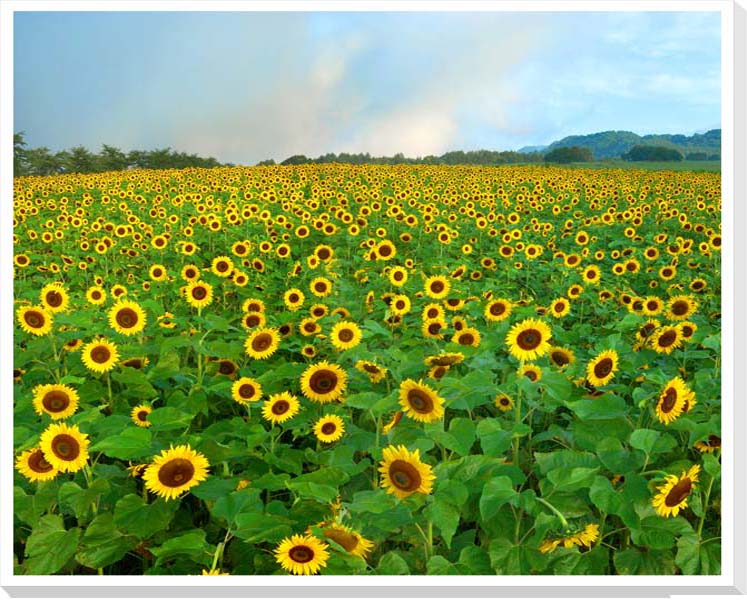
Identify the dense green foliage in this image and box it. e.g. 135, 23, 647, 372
622, 146, 684, 162
544, 146, 593, 164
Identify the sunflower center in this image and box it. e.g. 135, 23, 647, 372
658, 330, 677, 347
641, 323, 656, 337
681, 325, 694, 337
92, 290, 102, 300
661, 388, 678, 412
458, 332, 475, 345
46, 291, 63, 307
428, 323, 443, 335
517, 329, 542, 350
524, 369, 538, 381
51, 434, 80, 461
137, 410, 149, 421
219, 361, 235, 375
239, 384, 255, 399
91, 346, 112, 364
379, 245, 392, 257
321, 422, 337, 435
246, 315, 260, 327
427, 308, 440, 319
554, 302, 565, 313
389, 460, 422, 491
271, 400, 290, 415
430, 280, 445, 293
499, 397, 511, 406
647, 301, 659, 311
664, 478, 692, 507
158, 458, 195, 487
314, 282, 327, 293
186, 269, 196, 278
317, 248, 331, 260
393, 271, 404, 281
192, 286, 207, 300
116, 307, 138, 328
29, 449, 54, 473
671, 301, 689, 316
289, 545, 314, 564
337, 328, 355, 343
216, 261, 229, 272
43, 390, 70, 412
551, 351, 569, 366
323, 528, 358, 552
407, 389, 434, 414
252, 333, 273, 352
490, 302, 506, 316
362, 363, 380, 374
24, 310, 45, 328
588, 355, 614, 380
309, 370, 337, 394
289, 293, 299, 303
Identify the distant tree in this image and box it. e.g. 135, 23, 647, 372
14, 132, 29, 175
707, 154, 720, 161
622, 145, 683, 162
544, 146, 593, 163
24, 147, 65, 176
97, 144, 128, 172
281, 155, 309, 165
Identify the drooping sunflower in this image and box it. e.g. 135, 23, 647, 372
231, 377, 263, 405
40, 283, 70, 313
185, 280, 214, 309
143, 444, 210, 501
484, 297, 513, 322
548, 298, 570, 318
16, 305, 53, 336
398, 379, 445, 423
652, 465, 700, 517
321, 523, 374, 559
505, 318, 552, 362
379, 445, 435, 500
495, 394, 514, 412
423, 275, 451, 299
330, 321, 362, 351
313, 414, 345, 443
648, 326, 682, 354
32, 383, 79, 420
108, 299, 147, 336
452, 327, 481, 347
121, 356, 149, 369
694, 435, 721, 454
354, 360, 388, 383
81, 338, 119, 373
275, 534, 329, 576
548, 346, 575, 369
39, 422, 89, 473
655, 377, 694, 425
586, 350, 619, 387
131, 405, 152, 428
284, 288, 305, 311
261, 392, 301, 425
539, 524, 600, 553
666, 295, 699, 321
301, 362, 347, 403
424, 352, 464, 367
245, 328, 280, 360
63, 339, 83, 352
15, 447, 59, 482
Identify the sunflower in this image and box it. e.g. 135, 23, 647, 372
655, 377, 693, 425
245, 328, 280, 360
636, 319, 661, 343
375, 239, 397, 261
354, 360, 387, 383
121, 356, 149, 369
424, 352, 464, 367
652, 465, 700, 518
15, 447, 59, 482
261, 392, 300, 425
40, 283, 70, 313
379, 445, 435, 500
667, 295, 698, 321
201, 569, 230, 576
275, 534, 329, 576
299, 318, 321, 337
548, 298, 570, 318
301, 344, 317, 358
231, 377, 263, 405
125, 405, 151, 428
424, 275, 451, 299
586, 350, 619, 387
211, 255, 234, 278
85, 285, 107, 305
649, 326, 682, 354
143, 444, 210, 501
39, 422, 89, 473
506, 318, 552, 362
321, 523, 374, 559
149, 264, 168, 281
330, 321, 362, 351
185, 281, 214, 309
389, 294, 411, 316
539, 524, 600, 553
679, 321, 698, 340
694, 435, 721, 454
313, 415, 345, 443
32, 383, 79, 420
284, 288, 305, 311
81, 338, 119, 373
495, 394, 514, 412
484, 297, 512, 322
452, 327, 481, 347
548, 346, 575, 369
428, 364, 450, 380
108, 299, 147, 336
310, 277, 333, 298
518, 363, 542, 382
422, 303, 446, 321
180, 264, 200, 282
301, 362, 347, 403
16, 305, 53, 336
398, 379, 445, 423
388, 266, 408, 287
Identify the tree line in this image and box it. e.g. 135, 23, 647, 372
13, 132, 223, 176
267, 149, 545, 167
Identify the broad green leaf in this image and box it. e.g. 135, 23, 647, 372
89, 427, 153, 460
479, 476, 517, 523
377, 551, 410, 574
23, 514, 81, 575
151, 530, 213, 567
113, 494, 178, 539
546, 467, 599, 492
76, 514, 135, 569
629, 429, 660, 454
476, 419, 512, 456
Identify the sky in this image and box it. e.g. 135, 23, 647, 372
14, 10, 721, 165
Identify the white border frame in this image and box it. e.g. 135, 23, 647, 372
1, 1, 742, 597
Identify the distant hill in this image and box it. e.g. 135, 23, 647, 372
546, 129, 720, 159
517, 144, 548, 154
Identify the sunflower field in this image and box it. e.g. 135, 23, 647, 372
12, 164, 722, 576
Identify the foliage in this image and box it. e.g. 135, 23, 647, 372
622, 145, 684, 162
544, 146, 593, 164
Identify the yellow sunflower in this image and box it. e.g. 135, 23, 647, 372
424, 352, 464, 367
398, 379, 445, 423
548, 298, 570, 318
108, 299, 147, 336
131, 405, 152, 428
40, 283, 70, 313
649, 326, 682, 354
245, 328, 280, 360
310, 277, 333, 298
518, 363, 542, 382
39, 422, 90, 473
261, 392, 300, 425
585, 350, 618, 387
452, 327, 481, 347
652, 465, 700, 517
313, 415, 345, 443
16, 305, 53, 336
330, 321, 362, 351
32, 383, 79, 420
505, 318, 552, 361
379, 445, 435, 500
284, 288, 305, 311
484, 297, 513, 322
143, 445, 210, 501
540, 524, 600, 553
275, 534, 329, 576
321, 523, 374, 559
15, 447, 59, 482
231, 377, 263, 405
85, 285, 107, 305
548, 346, 575, 369
655, 377, 694, 425
149, 264, 168, 282
300, 362, 347, 403
354, 360, 388, 383
185, 281, 214, 309
667, 295, 699, 321
389, 294, 411, 316
210, 255, 234, 278
424, 275, 451, 299
81, 338, 119, 373
388, 266, 408, 287
495, 394, 514, 412
694, 435, 721, 454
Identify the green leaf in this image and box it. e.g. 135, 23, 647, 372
233, 512, 293, 544
113, 494, 178, 539
534, 450, 599, 474
703, 453, 720, 478
148, 352, 181, 380
630, 516, 694, 550
212, 490, 263, 527
479, 476, 517, 523
589, 476, 621, 514
23, 514, 81, 575
476, 419, 512, 455
676, 533, 720, 575
75, 514, 135, 569
111, 367, 157, 398
566, 394, 628, 420
541, 371, 573, 404
596, 437, 642, 473
147, 406, 193, 432
346, 490, 397, 515
190, 476, 239, 502
457, 545, 492, 575
286, 481, 338, 504
629, 429, 660, 455
425, 496, 460, 548
426, 555, 460, 574
546, 467, 599, 492
89, 427, 153, 460
151, 530, 213, 567
58, 478, 110, 523
614, 547, 675, 575
377, 551, 410, 574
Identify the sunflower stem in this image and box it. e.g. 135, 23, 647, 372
697, 472, 715, 540
105, 372, 113, 413
536, 497, 569, 529
513, 376, 523, 469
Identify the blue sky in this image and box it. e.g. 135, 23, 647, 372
14, 11, 721, 164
